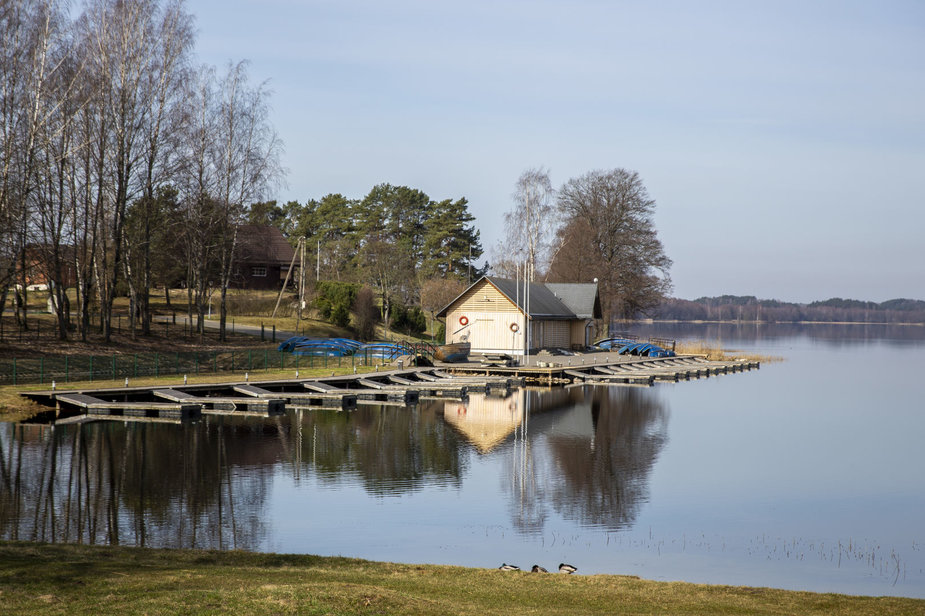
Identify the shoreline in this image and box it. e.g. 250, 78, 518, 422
1, 541, 923, 614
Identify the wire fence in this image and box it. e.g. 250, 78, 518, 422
0, 313, 277, 345
0, 348, 407, 387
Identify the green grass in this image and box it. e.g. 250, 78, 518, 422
0, 542, 921, 615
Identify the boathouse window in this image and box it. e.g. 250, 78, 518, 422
251, 266, 267, 277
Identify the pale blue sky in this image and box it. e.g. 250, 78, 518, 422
189, 0, 925, 303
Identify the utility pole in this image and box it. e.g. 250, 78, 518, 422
272, 236, 303, 319
298, 237, 305, 321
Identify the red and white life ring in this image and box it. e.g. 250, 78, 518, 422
510, 322, 520, 332
459, 315, 469, 326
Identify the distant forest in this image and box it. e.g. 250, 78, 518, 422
654, 296, 925, 324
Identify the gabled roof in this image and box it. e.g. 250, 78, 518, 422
236, 225, 295, 265
486, 276, 576, 319
436, 276, 600, 320
545, 283, 603, 319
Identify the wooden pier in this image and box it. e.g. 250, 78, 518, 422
20, 355, 758, 422
445, 355, 759, 387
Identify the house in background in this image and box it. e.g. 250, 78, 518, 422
20, 244, 78, 291
436, 276, 602, 355
232, 225, 296, 290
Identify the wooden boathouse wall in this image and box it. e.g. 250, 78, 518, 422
446, 279, 528, 355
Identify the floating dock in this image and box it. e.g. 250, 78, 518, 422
445, 355, 759, 386
20, 355, 757, 422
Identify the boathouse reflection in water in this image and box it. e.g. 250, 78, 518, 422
0, 386, 667, 549
453, 387, 669, 534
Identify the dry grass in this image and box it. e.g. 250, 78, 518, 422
0, 542, 921, 616
675, 340, 782, 363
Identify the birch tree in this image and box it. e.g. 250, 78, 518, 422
211, 61, 283, 341
501, 167, 556, 280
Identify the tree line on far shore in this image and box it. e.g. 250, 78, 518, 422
655, 296, 925, 324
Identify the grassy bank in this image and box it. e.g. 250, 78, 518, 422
0, 543, 921, 616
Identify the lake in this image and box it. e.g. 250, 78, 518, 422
2, 322, 923, 598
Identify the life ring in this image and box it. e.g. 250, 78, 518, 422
459, 316, 469, 326
510, 322, 520, 332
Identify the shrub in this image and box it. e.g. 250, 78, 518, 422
391, 303, 426, 336
352, 286, 378, 341
314, 281, 359, 325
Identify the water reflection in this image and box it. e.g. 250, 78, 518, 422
632, 321, 925, 347
298, 402, 464, 494
1, 387, 667, 549
0, 417, 269, 550
474, 388, 668, 533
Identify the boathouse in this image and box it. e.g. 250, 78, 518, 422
436, 276, 602, 355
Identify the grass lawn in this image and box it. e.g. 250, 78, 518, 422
1, 542, 922, 616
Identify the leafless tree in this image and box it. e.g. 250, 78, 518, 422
134, 0, 194, 335
78, 0, 164, 342
212, 61, 284, 341
553, 168, 672, 322
498, 167, 556, 280
177, 61, 283, 341
0, 0, 69, 327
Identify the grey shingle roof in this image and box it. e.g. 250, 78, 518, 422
545, 283, 603, 319
436, 276, 600, 320
486, 277, 576, 319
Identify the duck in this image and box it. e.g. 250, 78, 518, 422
498, 563, 520, 571
558, 563, 577, 574
531, 565, 548, 573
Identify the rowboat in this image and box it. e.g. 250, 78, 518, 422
434, 342, 470, 363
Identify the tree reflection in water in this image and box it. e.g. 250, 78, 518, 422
1, 387, 664, 550
0, 417, 270, 550
293, 402, 464, 495
501, 386, 668, 533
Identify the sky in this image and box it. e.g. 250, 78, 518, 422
188, 0, 925, 303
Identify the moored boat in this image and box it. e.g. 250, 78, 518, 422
434, 341, 470, 363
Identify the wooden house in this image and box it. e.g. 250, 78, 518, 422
232, 225, 296, 290
436, 276, 602, 355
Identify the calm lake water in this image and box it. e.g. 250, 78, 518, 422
2, 322, 923, 598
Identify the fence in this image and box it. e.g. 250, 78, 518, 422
0, 314, 262, 345
0, 348, 403, 387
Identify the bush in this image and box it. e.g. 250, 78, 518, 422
435, 321, 446, 344
391, 303, 426, 336
331, 303, 351, 328
353, 286, 378, 341
315, 281, 359, 325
